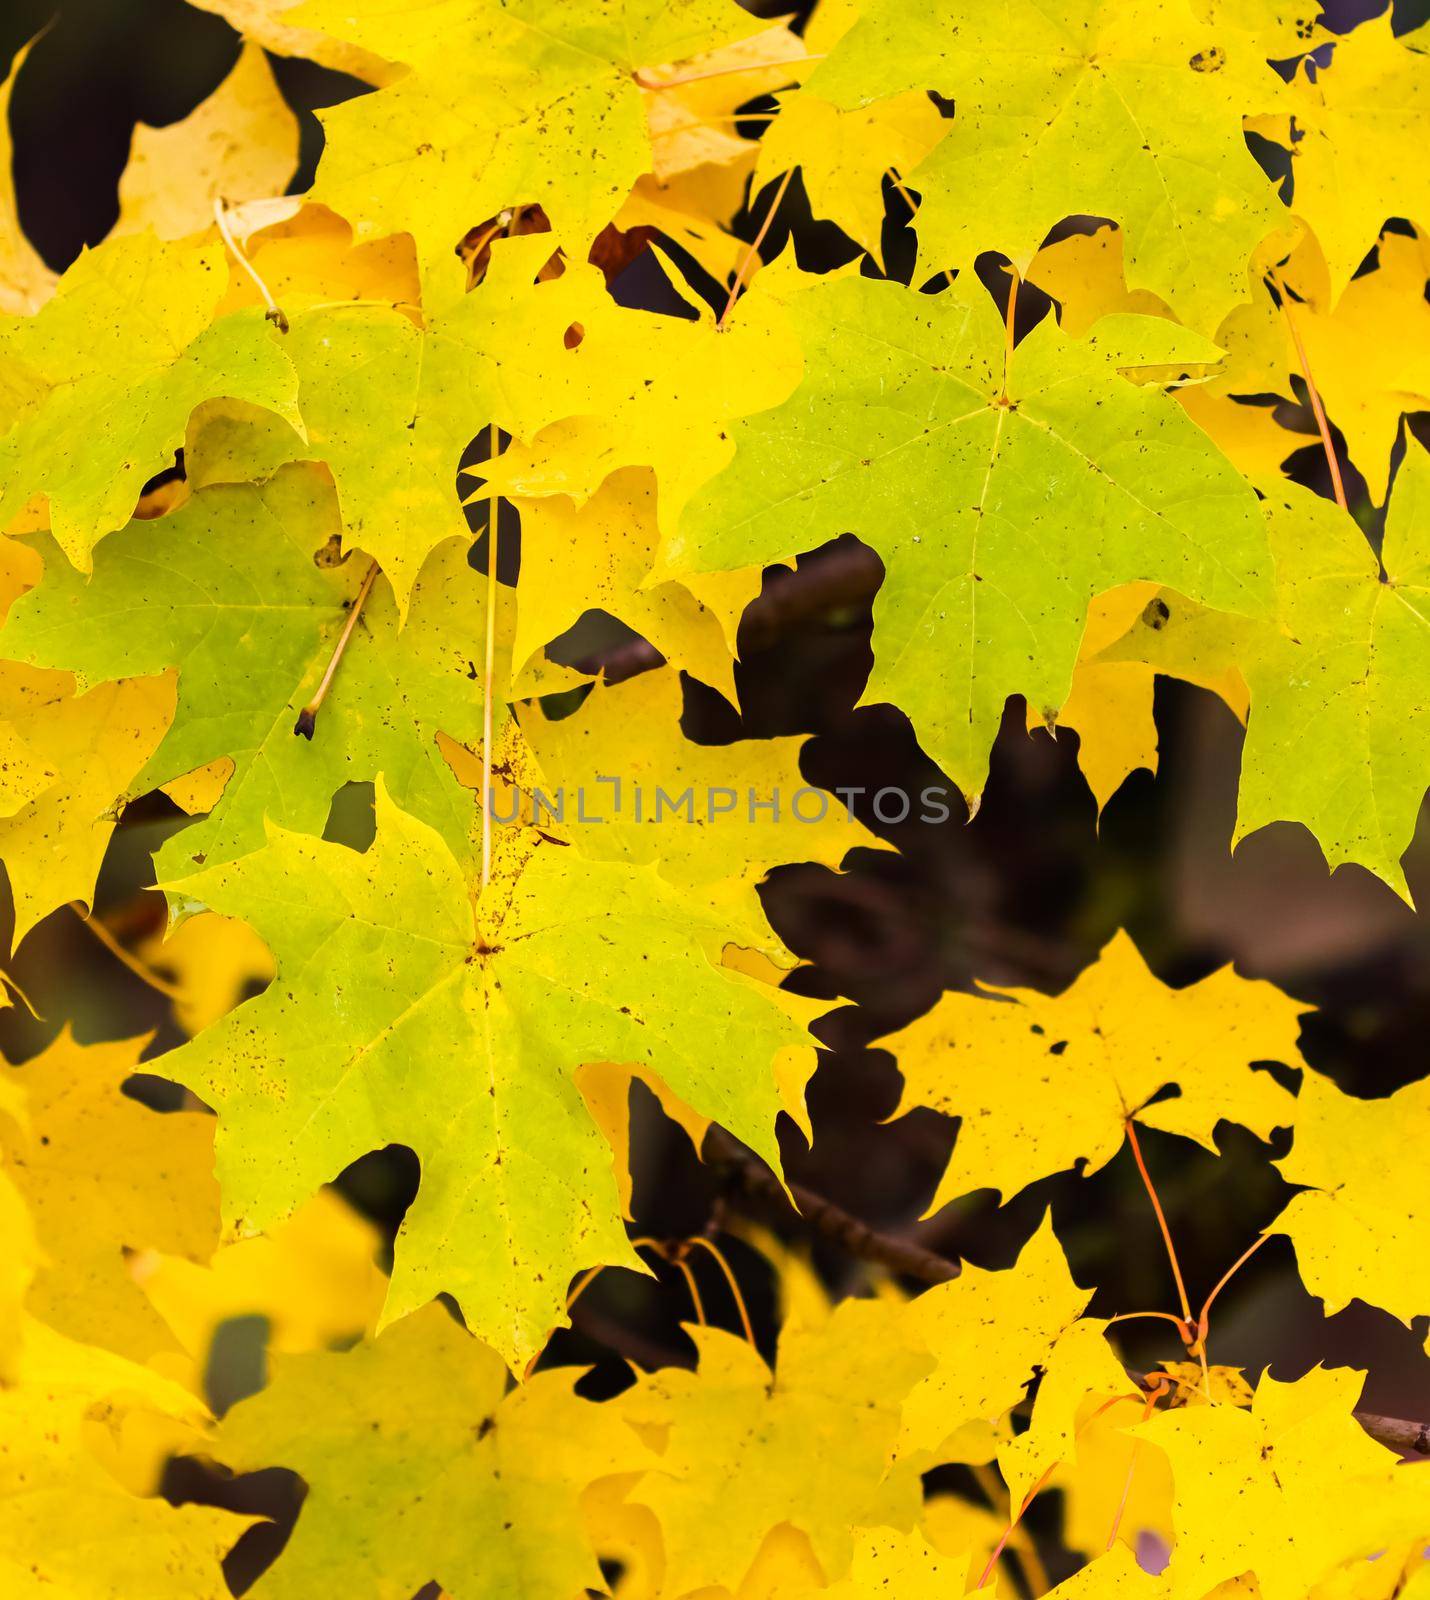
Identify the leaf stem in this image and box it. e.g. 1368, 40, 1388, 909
635, 54, 826, 91
480, 425, 500, 891
71, 903, 183, 1000
1104, 1377, 1167, 1551
685, 1236, 756, 1347
1272, 271, 1347, 512
1124, 1119, 1194, 1330
718, 167, 794, 330
1000, 266, 1020, 404
294, 559, 381, 739
1195, 1231, 1270, 1350
212, 197, 289, 333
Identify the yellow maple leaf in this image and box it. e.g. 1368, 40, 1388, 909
1137, 1366, 1430, 1600
0, 1031, 218, 1364
115, 43, 300, 241
623, 1298, 933, 1594
0, 1314, 248, 1596
880, 930, 1305, 1211
900, 1214, 1094, 1462
1271, 1068, 1430, 1340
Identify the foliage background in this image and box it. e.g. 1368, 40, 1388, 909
1, 0, 1428, 1582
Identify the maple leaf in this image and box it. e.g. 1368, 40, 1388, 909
0, 43, 56, 317
1136, 1366, 1429, 1600
136, 910, 276, 1038
155, 783, 814, 1367
519, 665, 878, 886
216, 1301, 647, 1600
185, 0, 396, 84
293, 0, 764, 288
509, 468, 746, 702
898, 1213, 1095, 1460
0, 607, 176, 946
1270, 1068, 1430, 1338
0, 1031, 218, 1365
622, 1298, 933, 1594
754, 0, 944, 262
478, 244, 802, 537
1291, 227, 1430, 504
877, 930, 1303, 1211
1103, 449, 1430, 896
820, 1528, 980, 1599
0, 1314, 248, 1598
0, 233, 300, 569
1281, 15, 1430, 304
668, 272, 1271, 805
0, 467, 499, 875
115, 43, 300, 242
133, 1187, 386, 1388
803, 0, 1289, 329
997, 1315, 1133, 1509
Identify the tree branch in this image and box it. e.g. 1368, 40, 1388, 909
703, 1124, 959, 1286
701, 1128, 1429, 1459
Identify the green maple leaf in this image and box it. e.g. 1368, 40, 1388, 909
217, 1303, 649, 1600
1103, 445, 1430, 898
805, 0, 1289, 330
0, 234, 299, 569
295, 0, 761, 289
157, 784, 812, 1367
667, 274, 1271, 804
0, 466, 496, 874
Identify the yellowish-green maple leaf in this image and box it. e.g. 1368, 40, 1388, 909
668, 273, 1271, 805
1136, 1366, 1429, 1600
0, 1315, 248, 1598
293, 0, 763, 290
216, 1301, 647, 1600
1103, 448, 1430, 897
1282, 16, 1430, 304
157, 784, 814, 1368
804, 0, 1289, 329
622, 1298, 933, 1594
879, 930, 1303, 1212
0, 467, 498, 875
0, 233, 300, 569
0, 1031, 218, 1365
1270, 1068, 1430, 1339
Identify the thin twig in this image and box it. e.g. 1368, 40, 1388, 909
213, 198, 288, 333
718, 167, 794, 330
703, 1125, 960, 1285
294, 560, 381, 739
